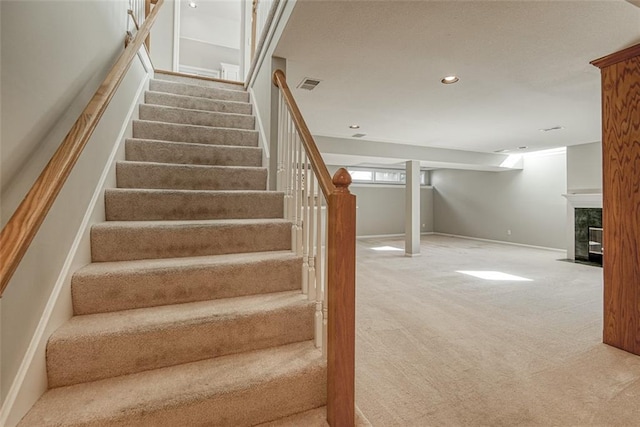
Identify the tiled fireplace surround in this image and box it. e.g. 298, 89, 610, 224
562, 193, 603, 262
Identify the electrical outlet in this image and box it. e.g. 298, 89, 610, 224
507, 229, 512, 236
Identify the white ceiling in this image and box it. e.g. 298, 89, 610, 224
275, 1, 640, 156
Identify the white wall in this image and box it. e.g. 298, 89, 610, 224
351, 186, 434, 237
181, 13, 240, 49
325, 166, 434, 237
149, 0, 175, 71
1, 0, 128, 222
178, 0, 240, 73
247, 0, 293, 190
179, 37, 240, 71
567, 141, 602, 193
432, 150, 567, 249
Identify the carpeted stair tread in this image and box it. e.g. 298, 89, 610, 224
149, 79, 249, 103
125, 138, 262, 167
90, 218, 292, 262
18, 66, 331, 426
154, 71, 245, 91
47, 291, 314, 388
116, 161, 267, 191
139, 104, 255, 130
20, 341, 326, 426
133, 120, 258, 147
72, 251, 303, 315
105, 189, 284, 221
145, 91, 252, 115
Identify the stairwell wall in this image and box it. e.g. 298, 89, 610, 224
149, 0, 176, 71
246, 0, 296, 190
1, 0, 128, 219
0, 2, 154, 423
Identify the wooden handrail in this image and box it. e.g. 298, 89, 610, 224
273, 69, 356, 427
127, 9, 140, 31
273, 69, 336, 199
0, 0, 164, 296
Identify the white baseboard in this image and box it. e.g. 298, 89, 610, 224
0, 69, 150, 427
433, 233, 566, 253
248, 87, 270, 160
356, 232, 564, 253
357, 232, 434, 239
357, 233, 404, 239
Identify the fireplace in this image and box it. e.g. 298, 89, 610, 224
574, 208, 602, 265
562, 193, 602, 265
589, 226, 603, 262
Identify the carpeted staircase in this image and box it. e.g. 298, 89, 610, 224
18, 73, 328, 426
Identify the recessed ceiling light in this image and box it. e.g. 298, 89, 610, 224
494, 149, 509, 153
349, 124, 360, 129
188, 1, 197, 8
441, 75, 459, 84
518, 146, 528, 150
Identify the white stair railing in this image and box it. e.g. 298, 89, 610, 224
273, 69, 356, 427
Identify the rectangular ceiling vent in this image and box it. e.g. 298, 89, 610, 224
352, 133, 367, 138
540, 126, 564, 132
297, 77, 321, 90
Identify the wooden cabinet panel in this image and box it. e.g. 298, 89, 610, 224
594, 46, 640, 354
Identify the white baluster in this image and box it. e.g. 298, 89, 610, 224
296, 135, 304, 255
276, 93, 284, 192
284, 112, 292, 221
323, 201, 329, 358
307, 169, 316, 302
291, 133, 299, 251
315, 194, 324, 349
301, 153, 310, 295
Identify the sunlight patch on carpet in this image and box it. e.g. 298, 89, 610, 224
371, 246, 404, 252
457, 271, 533, 281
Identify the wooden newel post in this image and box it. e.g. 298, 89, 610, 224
327, 168, 356, 427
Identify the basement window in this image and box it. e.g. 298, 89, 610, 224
347, 167, 429, 186
349, 170, 374, 181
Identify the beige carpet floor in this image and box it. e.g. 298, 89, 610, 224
355, 234, 640, 426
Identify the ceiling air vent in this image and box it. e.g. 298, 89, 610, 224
540, 126, 564, 132
297, 77, 321, 90
352, 133, 366, 138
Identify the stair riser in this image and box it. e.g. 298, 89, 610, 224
116, 162, 267, 191
154, 73, 245, 91
91, 222, 291, 262
47, 304, 315, 387
133, 120, 258, 147
139, 104, 255, 130
72, 257, 303, 315
145, 91, 252, 115
149, 79, 249, 103
105, 190, 284, 221
125, 139, 262, 167
106, 366, 326, 426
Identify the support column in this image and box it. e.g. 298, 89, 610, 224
592, 43, 640, 355
405, 160, 420, 257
